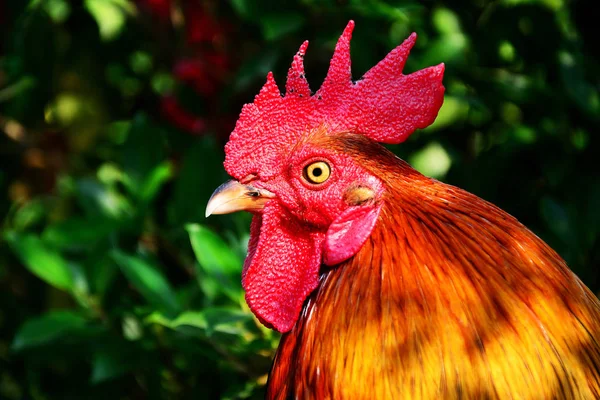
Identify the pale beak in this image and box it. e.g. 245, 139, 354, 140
205, 180, 275, 217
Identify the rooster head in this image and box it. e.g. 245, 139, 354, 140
206, 21, 445, 332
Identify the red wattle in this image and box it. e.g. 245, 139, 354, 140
323, 203, 382, 266
242, 202, 325, 332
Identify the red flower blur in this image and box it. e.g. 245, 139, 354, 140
137, 0, 232, 135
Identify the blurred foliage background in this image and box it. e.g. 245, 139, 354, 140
0, 0, 599, 398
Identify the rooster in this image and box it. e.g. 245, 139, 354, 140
205, 21, 600, 399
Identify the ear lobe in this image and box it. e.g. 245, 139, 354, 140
323, 202, 382, 266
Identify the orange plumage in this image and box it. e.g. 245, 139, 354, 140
205, 21, 600, 399
267, 134, 600, 399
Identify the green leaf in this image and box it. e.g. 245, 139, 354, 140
409, 142, 452, 179
230, 0, 258, 20
90, 337, 149, 384
540, 196, 574, 247
130, 51, 153, 75
559, 51, 600, 120
187, 224, 242, 275
5, 232, 74, 291
91, 351, 131, 383
75, 178, 133, 219
42, 0, 71, 23
139, 161, 173, 205
261, 13, 305, 41
424, 96, 469, 132
419, 34, 468, 68
151, 72, 175, 95
186, 224, 243, 300
84, 0, 134, 41
120, 113, 166, 194
111, 251, 180, 316
233, 49, 278, 93
147, 307, 251, 336
432, 7, 462, 35
12, 199, 46, 231
105, 120, 130, 144
168, 137, 225, 225
122, 313, 144, 341
12, 311, 87, 351
42, 217, 119, 249
201, 307, 252, 336
88, 250, 118, 298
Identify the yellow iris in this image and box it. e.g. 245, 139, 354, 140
304, 161, 331, 184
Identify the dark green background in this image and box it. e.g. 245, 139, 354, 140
1, 0, 599, 398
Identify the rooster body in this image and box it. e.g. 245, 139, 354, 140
206, 21, 600, 399
267, 135, 600, 399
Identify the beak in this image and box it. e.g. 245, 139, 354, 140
205, 180, 275, 217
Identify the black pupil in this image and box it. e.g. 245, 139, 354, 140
312, 167, 322, 177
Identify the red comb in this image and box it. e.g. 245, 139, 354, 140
224, 21, 445, 181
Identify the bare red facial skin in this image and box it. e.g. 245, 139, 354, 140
223, 21, 445, 332
240, 145, 385, 332
241, 203, 326, 333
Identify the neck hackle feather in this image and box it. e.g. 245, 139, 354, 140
215, 21, 600, 399
267, 136, 600, 399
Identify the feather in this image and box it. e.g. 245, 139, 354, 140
208, 21, 600, 398
267, 134, 600, 399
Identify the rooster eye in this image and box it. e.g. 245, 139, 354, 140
303, 161, 331, 184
